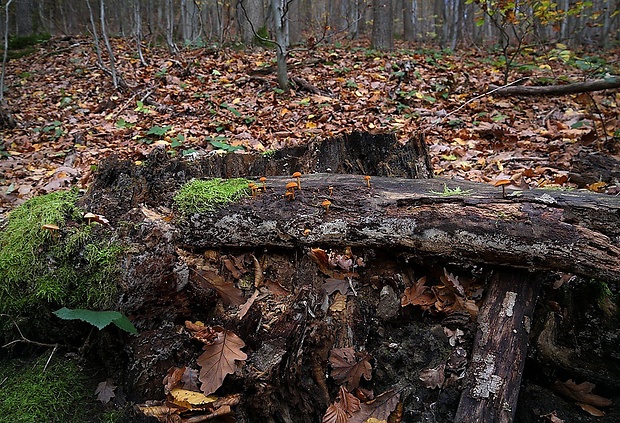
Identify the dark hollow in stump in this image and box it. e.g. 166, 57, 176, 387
455, 269, 541, 423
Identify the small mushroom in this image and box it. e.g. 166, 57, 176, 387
321, 199, 331, 213
84, 212, 97, 224
328, 186, 333, 196
493, 179, 512, 198
364, 175, 371, 188
292, 172, 302, 189
285, 181, 298, 200
259, 176, 267, 191
248, 182, 258, 197
42, 223, 60, 239
284, 191, 295, 201
303, 228, 311, 236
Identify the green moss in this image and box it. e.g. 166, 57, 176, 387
0, 190, 122, 314
0, 355, 96, 423
174, 178, 251, 215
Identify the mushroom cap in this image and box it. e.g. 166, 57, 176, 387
248, 182, 257, 188
321, 200, 332, 207
84, 212, 97, 219
364, 175, 371, 180
493, 179, 512, 187
285, 182, 298, 190
292, 172, 302, 178
42, 223, 59, 230
259, 176, 267, 182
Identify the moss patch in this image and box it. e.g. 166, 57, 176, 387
0, 190, 122, 314
0, 355, 97, 423
174, 178, 251, 215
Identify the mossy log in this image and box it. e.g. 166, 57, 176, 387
180, 174, 620, 283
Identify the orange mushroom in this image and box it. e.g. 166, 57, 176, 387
248, 182, 258, 197
364, 175, 371, 188
259, 176, 267, 191
493, 179, 512, 198
285, 181, 298, 200
292, 172, 302, 189
42, 223, 60, 239
321, 199, 331, 213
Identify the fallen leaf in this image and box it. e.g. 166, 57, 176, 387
95, 380, 116, 404
349, 389, 400, 423
401, 277, 435, 309
197, 328, 248, 395
192, 269, 245, 306
330, 292, 348, 312
237, 290, 259, 319
323, 278, 351, 295
577, 402, 605, 417
329, 347, 372, 390
169, 388, 217, 409
554, 379, 612, 408
419, 364, 446, 389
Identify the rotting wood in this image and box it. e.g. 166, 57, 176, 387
488, 76, 620, 96
455, 269, 540, 423
180, 174, 620, 283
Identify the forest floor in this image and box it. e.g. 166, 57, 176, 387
1, 36, 619, 217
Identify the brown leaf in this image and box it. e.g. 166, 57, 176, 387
164, 367, 186, 394
349, 389, 400, 423
237, 290, 259, 319
401, 276, 435, 309
185, 321, 219, 344
419, 364, 446, 389
197, 328, 248, 395
577, 403, 605, 417
553, 379, 612, 408
94, 380, 116, 404
329, 347, 372, 390
264, 279, 290, 297
192, 269, 245, 306
223, 257, 243, 279
322, 404, 348, 423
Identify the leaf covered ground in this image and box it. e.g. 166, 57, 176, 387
1, 36, 619, 216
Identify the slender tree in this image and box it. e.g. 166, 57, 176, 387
271, 0, 290, 90
0, 0, 16, 129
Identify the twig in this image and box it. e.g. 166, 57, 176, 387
0, 314, 59, 349
435, 78, 529, 125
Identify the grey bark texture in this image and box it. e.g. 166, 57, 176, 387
371, 0, 393, 51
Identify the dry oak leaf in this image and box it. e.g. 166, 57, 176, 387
322, 404, 348, 423
95, 380, 116, 404
192, 268, 245, 306
348, 389, 401, 423
329, 347, 372, 390
136, 403, 183, 423
401, 276, 435, 309
197, 328, 248, 395
169, 388, 217, 410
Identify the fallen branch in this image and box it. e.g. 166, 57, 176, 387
488, 76, 620, 96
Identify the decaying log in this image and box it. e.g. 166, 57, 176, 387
180, 174, 620, 283
455, 269, 541, 422
488, 76, 620, 96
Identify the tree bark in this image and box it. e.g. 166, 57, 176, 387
237, 0, 264, 45
455, 269, 540, 423
179, 174, 620, 283
488, 77, 620, 96
371, 0, 393, 51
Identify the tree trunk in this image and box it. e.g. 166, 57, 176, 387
403, 0, 414, 41
455, 269, 541, 422
270, 0, 289, 91
371, 0, 393, 51
237, 0, 264, 45
15, 0, 33, 35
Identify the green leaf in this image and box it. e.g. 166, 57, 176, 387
209, 140, 244, 152
53, 307, 137, 334
147, 125, 172, 136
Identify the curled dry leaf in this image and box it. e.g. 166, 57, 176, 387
322, 386, 360, 423
322, 404, 349, 423
169, 388, 217, 410
237, 289, 259, 320
329, 347, 372, 390
401, 276, 435, 309
577, 403, 605, 417
197, 328, 248, 395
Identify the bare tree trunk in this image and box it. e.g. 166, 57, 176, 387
165, 0, 179, 53
15, 0, 33, 35
237, 0, 265, 45
271, 0, 289, 91
371, 0, 392, 51
134, 0, 147, 66
99, 0, 119, 89
403, 0, 414, 41
1, 0, 16, 129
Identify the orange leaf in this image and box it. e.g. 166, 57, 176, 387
192, 269, 245, 306
329, 347, 372, 390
